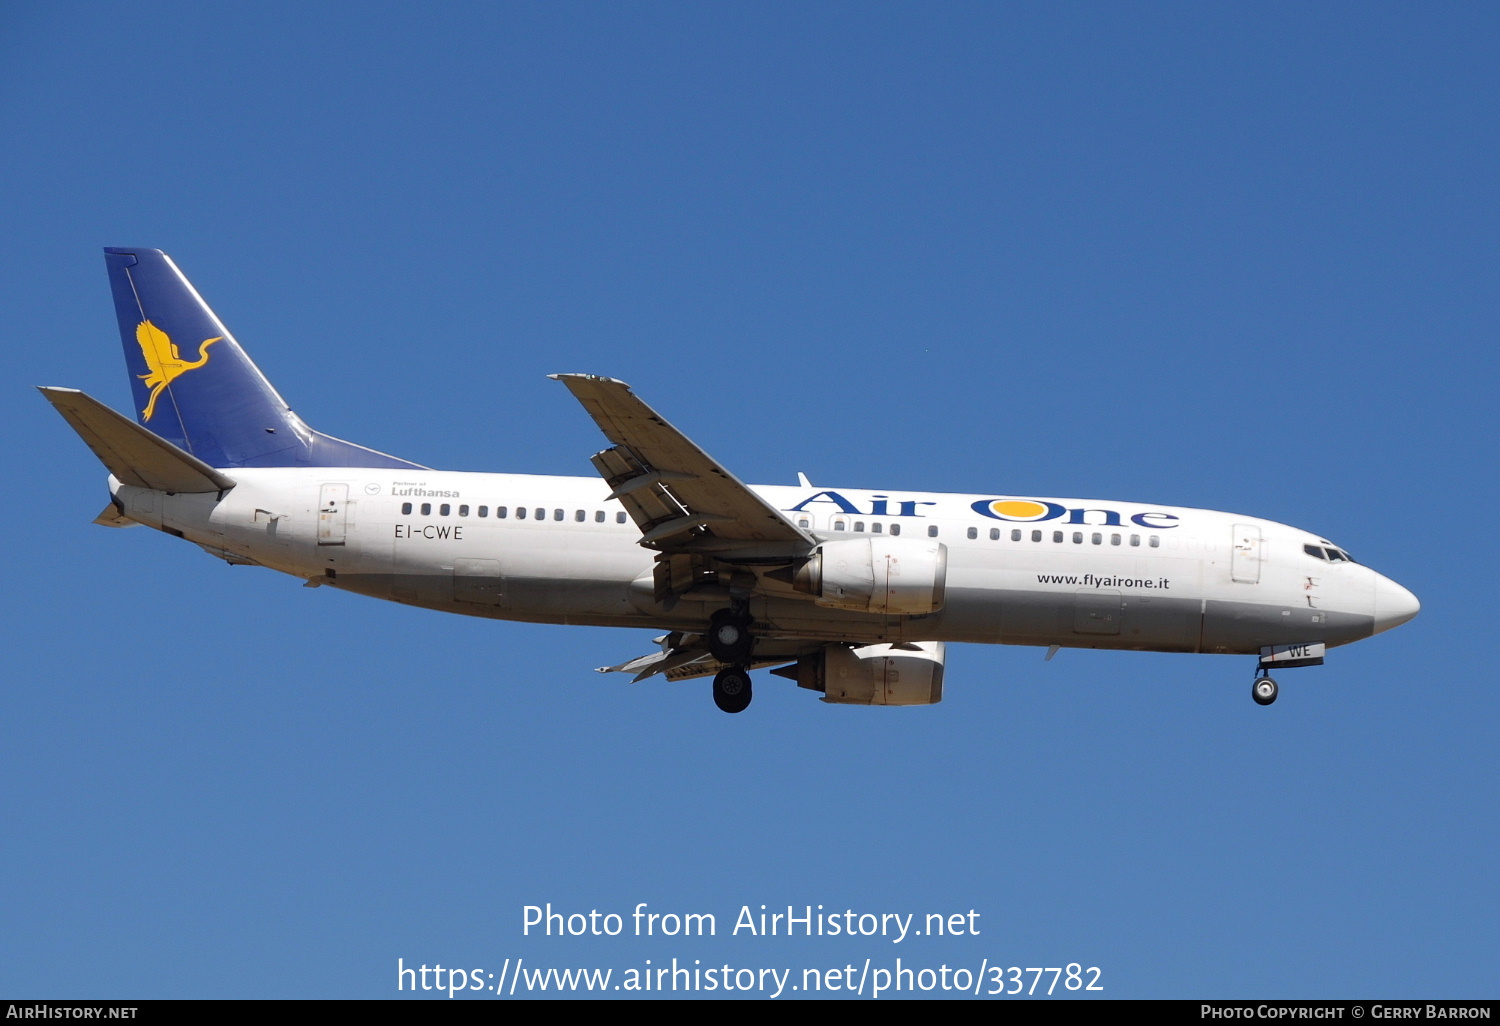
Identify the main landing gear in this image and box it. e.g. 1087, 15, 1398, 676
713, 665, 753, 714
707, 608, 754, 664
1252, 675, 1279, 706
709, 607, 755, 714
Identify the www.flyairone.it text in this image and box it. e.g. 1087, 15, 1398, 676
1037, 573, 1171, 588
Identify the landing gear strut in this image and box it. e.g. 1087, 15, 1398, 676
707, 607, 754, 665
706, 607, 756, 713
713, 665, 753, 714
1252, 675, 1279, 706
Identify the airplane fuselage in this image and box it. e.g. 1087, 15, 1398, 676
117, 467, 1406, 657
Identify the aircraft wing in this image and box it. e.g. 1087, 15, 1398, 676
597, 632, 825, 683
551, 375, 813, 553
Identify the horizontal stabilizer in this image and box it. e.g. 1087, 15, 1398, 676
92, 501, 139, 528
38, 386, 236, 493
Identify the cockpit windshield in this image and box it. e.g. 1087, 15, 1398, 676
1304, 542, 1357, 564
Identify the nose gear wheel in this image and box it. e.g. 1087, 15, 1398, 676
1252, 676, 1279, 706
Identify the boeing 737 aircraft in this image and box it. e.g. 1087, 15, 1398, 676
41, 248, 1420, 712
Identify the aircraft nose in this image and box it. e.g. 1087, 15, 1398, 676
1372, 573, 1420, 635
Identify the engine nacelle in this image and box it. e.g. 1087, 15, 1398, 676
791, 537, 947, 615
779, 641, 946, 706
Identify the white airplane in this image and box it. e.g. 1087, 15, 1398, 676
41, 248, 1420, 713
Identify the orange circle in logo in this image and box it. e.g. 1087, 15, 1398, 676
991, 500, 1048, 520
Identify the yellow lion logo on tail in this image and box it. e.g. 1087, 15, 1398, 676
135, 320, 222, 421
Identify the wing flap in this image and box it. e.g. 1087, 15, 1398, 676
598, 632, 827, 683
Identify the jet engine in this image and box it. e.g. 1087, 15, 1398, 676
775, 641, 946, 706
789, 537, 947, 615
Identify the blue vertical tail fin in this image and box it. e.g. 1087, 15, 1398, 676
104, 247, 424, 470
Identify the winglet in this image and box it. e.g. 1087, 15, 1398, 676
38, 386, 236, 493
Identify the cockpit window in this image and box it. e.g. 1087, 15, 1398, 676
1307, 543, 1357, 564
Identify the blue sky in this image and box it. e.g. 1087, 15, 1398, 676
2, 1, 1495, 999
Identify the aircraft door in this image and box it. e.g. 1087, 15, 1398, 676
317, 483, 348, 545
454, 558, 504, 607
1074, 589, 1122, 635
1231, 524, 1263, 583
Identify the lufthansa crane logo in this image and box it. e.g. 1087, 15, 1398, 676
134, 320, 222, 421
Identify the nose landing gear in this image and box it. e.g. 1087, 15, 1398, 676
1252, 675, 1279, 706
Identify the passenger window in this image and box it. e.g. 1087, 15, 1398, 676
872, 523, 882, 534
575, 510, 585, 522
554, 509, 563, 521
595, 511, 605, 523
458, 505, 469, 517
517, 507, 527, 520
1010, 529, 1021, 541
992, 528, 1003, 541
797, 516, 811, 528
1129, 534, 1139, 547
1091, 532, 1101, 545
1032, 530, 1042, 542
421, 503, 432, 515
833, 518, 847, 531
853, 522, 864, 532
1110, 533, 1121, 545
1149, 536, 1160, 548
1073, 532, 1083, 544
497, 506, 508, 519
1052, 530, 1063, 543
616, 512, 627, 524
478, 506, 488, 517
534, 508, 544, 520
440, 504, 451, 516
401, 502, 412, 515
889, 524, 901, 536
